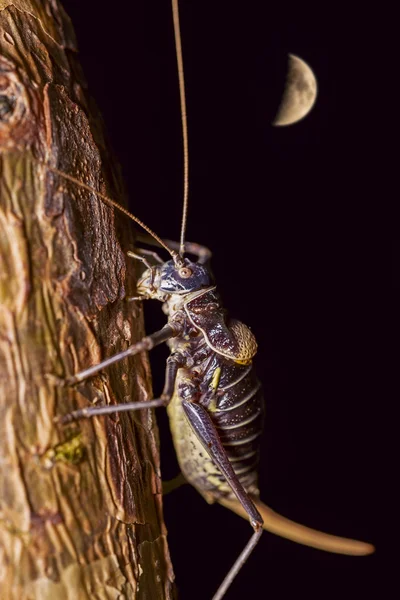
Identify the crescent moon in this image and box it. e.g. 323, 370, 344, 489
273, 54, 318, 126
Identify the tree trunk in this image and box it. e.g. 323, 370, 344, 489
0, 2, 174, 598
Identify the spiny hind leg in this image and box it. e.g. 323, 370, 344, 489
181, 400, 263, 600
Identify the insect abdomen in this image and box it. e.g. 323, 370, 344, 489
212, 360, 264, 497
167, 356, 264, 502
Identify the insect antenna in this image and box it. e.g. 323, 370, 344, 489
172, 0, 189, 257
46, 165, 183, 264
41, 1, 191, 270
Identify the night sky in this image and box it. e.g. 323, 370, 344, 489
61, 2, 380, 598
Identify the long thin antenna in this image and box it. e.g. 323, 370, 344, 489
46, 165, 177, 259
172, 0, 189, 256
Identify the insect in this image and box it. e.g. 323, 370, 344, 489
48, 1, 375, 598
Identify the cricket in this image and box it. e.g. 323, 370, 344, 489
44, 1, 375, 598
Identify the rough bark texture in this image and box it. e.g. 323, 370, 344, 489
0, 2, 174, 598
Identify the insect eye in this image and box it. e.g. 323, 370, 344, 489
179, 267, 192, 279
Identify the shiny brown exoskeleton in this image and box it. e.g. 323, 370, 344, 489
63, 253, 266, 600
61, 247, 374, 599
144, 262, 264, 505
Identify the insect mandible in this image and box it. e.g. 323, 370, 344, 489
46, 1, 375, 598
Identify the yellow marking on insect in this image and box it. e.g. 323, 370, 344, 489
210, 367, 221, 391
208, 397, 217, 413
208, 367, 221, 413
234, 358, 252, 365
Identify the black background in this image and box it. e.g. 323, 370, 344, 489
61, 1, 381, 598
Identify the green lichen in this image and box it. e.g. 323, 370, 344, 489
44, 433, 85, 467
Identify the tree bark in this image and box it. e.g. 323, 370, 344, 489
0, 2, 174, 598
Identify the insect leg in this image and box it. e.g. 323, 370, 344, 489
135, 232, 212, 264
125, 250, 154, 271
164, 238, 212, 264
162, 472, 188, 495
59, 351, 185, 424
65, 324, 177, 386
124, 249, 163, 301
127, 248, 164, 267
181, 400, 263, 600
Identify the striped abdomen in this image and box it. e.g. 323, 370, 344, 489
167, 352, 264, 503
210, 356, 264, 497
